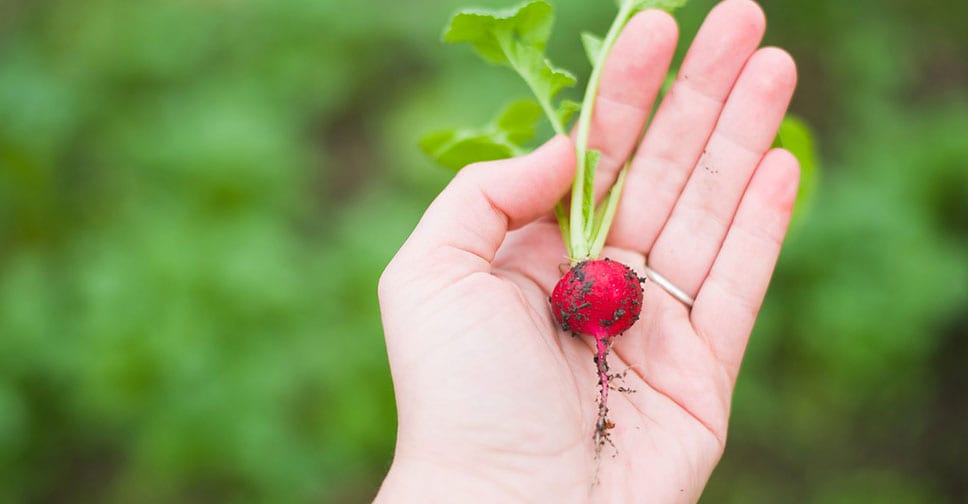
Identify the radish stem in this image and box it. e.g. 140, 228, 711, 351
567, 1, 638, 262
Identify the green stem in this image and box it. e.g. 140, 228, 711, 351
494, 35, 571, 252
535, 93, 567, 136
568, 1, 637, 262
588, 161, 629, 259
498, 38, 567, 136
553, 202, 572, 258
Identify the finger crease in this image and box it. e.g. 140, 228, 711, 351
631, 364, 726, 448
675, 76, 728, 107
597, 91, 652, 117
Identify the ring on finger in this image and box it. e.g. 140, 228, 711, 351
643, 263, 694, 308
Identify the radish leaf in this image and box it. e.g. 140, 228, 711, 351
420, 132, 518, 170
443, 0, 576, 135
497, 100, 546, 144
589, 162, 629, 259
443, 1, 554, 64
580, 32, 603, 66
421, 100, 542, 170
557, 99, 581, 126
576, 149, 601, 257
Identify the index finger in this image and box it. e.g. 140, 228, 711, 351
581, 9, 678, 200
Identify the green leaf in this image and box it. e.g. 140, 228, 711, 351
580, 31, 603, 66
421, 100, 542, 170
496, 100, 544, 144
773, 114, 819, 224
588, 162, 629, 259
443, 1, 554, 64
581, 149, 601, 239
556, 99, 581, 127
420, 131, 515, 171
442, 0, 575, 135
508, 42, 577, 102
553, 203, 572, 259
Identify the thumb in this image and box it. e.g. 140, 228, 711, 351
391, 135, 575, 280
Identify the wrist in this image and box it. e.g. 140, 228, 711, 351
374, 447, 586, 503
375, 455, 509, 503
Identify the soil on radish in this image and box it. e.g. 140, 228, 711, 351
549, 258, 644, 455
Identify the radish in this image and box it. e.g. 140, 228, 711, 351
424, 0, 684, 455
551, 258, 644, 451
551, 259, 643, 339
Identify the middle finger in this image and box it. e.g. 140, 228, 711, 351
608, 0, 767, 252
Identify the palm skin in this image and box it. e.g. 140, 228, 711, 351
376, 1, 799, 502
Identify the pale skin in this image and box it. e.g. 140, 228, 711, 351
376, 0, 799, 502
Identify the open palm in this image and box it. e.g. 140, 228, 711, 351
376, 1, 798, 502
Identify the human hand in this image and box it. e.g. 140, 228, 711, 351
376, 1, 798, 502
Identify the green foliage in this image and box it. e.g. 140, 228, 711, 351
432, 0, 697, 261
443, 0, 576, 135
421, 1, 584, 178
588, 163, 629, 259
556, 98, 582, 126
580, 149, 602, 237
444, 1, 556, 64
0, 0, 404, 501
420, 100, 541, 170
774, 114, 819, 223
580, 31, 604, 65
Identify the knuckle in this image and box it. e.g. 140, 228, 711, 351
451, 162, 488, 190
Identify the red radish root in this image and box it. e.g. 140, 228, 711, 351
550, 258, 644, 454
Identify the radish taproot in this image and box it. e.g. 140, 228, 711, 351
551, 258, 644, 451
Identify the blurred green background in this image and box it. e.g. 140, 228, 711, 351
1, 0, 965, 502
